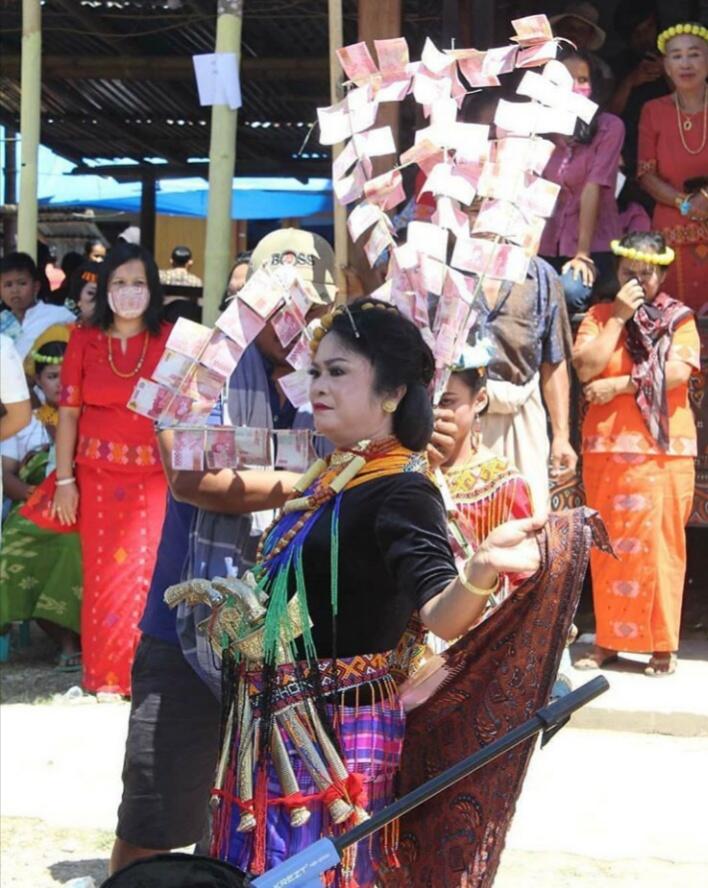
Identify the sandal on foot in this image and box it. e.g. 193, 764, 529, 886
574, 649, 618, 670
645, 653, 677, 677
56, 652, 82, 673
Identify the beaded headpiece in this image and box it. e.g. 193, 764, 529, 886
610, 240, 675, 266
309, 300, 399, 354
657, 23, 708, 54
81, 269, 98, 284
23, 323, 71, 377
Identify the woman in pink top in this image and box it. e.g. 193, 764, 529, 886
541, 50, 625, 314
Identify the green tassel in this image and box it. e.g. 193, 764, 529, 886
262, 553, 294, 664
295, 548, 317, 663
330, 496, 341, 617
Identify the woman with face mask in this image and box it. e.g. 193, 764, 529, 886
637, 22, 708, 314
540, 49, 625, 314
24, 242, 171, 697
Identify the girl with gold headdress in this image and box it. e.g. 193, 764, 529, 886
0, 325, 82, 670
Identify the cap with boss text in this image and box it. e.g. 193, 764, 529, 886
249, 228, 338, 305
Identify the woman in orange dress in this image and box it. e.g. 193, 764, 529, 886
572, 231, 700, 676
24, 243, 171, 695
637, 22, 708, 314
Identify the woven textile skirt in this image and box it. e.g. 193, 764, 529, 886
213, 654, 405, 887
583, 453, 695, 652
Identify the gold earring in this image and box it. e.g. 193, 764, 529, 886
382, 399, 398, 414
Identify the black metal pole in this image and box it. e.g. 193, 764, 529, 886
334, 677, 609, 853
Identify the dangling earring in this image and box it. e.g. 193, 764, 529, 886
471, 414, 482, 452
382, 399, 398, 414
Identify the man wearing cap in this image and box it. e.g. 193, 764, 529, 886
159, 245, 203, 289
550, 2, 614, 99
109, 229, 337, 874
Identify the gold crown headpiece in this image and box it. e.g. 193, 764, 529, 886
610, 240, 675, 266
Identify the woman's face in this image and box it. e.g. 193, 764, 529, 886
36, 364, 62, 407
563, 57, 592, 97
107, 259, 150, 320
617, 256, 666, 302
664, 36, 708, 91
308, 331, 400, 448
77, 280, 97, 321
439, 373, 487, 449
88, 243, 106, 262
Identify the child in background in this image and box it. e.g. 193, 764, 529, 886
0, 326, 82, 671
0, 252, 74, 359
64, 261, 100, 323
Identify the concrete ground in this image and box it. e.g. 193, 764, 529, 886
2, 637, 708, 886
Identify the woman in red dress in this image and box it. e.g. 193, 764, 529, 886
637, 23, 708, 314
30, 243, 171, 695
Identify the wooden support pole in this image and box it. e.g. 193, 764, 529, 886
140, 172, 156, 255
328, 0, 347, 301
17, 0, 41, 259
2, 126, 18, 254
202, 0, 243, 326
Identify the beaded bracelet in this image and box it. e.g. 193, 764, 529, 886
55, 477, 76, 487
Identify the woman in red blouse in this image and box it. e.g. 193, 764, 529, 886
42, 243, 170, 695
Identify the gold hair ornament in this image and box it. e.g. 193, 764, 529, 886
610, 240, 675, 266
657, 23, 708, 54
309, 301, 398, 354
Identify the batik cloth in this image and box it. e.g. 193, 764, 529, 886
1, 450, 82, 632
380, 508, 611, 888
584, 454, 694, 652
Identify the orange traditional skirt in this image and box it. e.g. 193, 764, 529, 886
583, 453, 695, 653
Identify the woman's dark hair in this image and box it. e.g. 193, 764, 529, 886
325, 298, 435, 451
60, 250, 83, 277
559, 48, 604, 144
67, 260, 101, 306
34, 340, 67, 375
84, 237, 105, 257
91, 242, 164, 335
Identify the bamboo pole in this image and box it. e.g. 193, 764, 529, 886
17, 0, 41, 259
328, 0, 347, 301
202, 0, 243, 326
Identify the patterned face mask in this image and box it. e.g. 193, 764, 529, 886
108, 285, 150, 319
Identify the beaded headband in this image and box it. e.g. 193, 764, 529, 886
309, 301, 399, 354
32, 352, 64, 365
610, 240, 675, 266
81, 270, 98, 284
657, 23, 708, 55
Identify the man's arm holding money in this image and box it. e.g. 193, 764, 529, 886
156, 428, 297, 515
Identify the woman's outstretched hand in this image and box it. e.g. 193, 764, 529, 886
471, 513, 547, 579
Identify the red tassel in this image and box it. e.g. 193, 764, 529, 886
250, 766, 269, 876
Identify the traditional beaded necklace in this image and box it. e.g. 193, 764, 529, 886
674, 89, 707, 155
107, 330, 150, 378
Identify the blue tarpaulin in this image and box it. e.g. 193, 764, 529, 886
39, 175, 333, 220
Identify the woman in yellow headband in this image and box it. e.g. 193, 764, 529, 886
637, 22, 708, 312
572, 231, 700, 676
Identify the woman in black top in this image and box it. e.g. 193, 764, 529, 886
174, 299, 544, 885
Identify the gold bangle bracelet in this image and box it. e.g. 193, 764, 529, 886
458, 571, 500, 598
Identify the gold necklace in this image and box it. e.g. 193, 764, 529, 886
674, 90, 707, 155
107, 330, 150, 378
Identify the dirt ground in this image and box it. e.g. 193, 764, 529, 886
2, 629, 708, 887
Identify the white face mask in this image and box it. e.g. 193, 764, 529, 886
108, 285, 150, 319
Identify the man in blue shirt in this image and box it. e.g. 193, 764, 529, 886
110, 230, 337, 874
